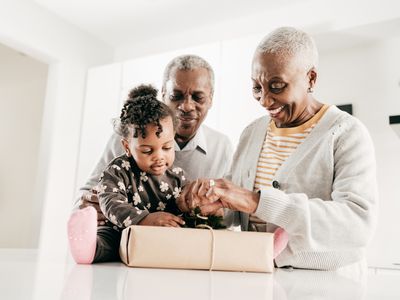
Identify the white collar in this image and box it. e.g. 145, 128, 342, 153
174, 125, 207, 153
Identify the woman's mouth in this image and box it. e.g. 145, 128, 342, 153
268, 105, 285, 117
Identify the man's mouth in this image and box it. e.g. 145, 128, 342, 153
178, 116, 196, 121
178, 116, 197, 128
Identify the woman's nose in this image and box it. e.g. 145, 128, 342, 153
259, 93, 275, 108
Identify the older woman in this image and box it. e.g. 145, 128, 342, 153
179, 27, 378, 271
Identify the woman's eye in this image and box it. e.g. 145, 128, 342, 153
252, 86, 261, 93
270, 82, 286, 93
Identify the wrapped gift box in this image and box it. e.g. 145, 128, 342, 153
119, 225, 274, 273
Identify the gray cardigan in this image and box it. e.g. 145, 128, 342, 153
226, 105, 378, 270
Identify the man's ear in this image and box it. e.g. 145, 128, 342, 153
308, 67, 317, 89
121, 139, 131, 156
161, 87, 166, 102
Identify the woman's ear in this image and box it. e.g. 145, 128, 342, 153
308, 67, 317, 90
121, 139, 131, 157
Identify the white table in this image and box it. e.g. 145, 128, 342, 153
1, 249, 399, 300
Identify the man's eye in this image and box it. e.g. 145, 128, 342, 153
169, 94, 182, 101
192, 94, 206, 102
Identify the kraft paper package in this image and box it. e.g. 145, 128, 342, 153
119, 225, 274, 273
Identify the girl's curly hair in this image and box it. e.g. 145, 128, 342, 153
114, 84, 175, 139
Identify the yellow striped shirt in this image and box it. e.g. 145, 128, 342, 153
250, 104, 330, 231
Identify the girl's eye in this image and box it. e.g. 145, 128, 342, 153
141, 150, 152, 154
163, 147, 172, 151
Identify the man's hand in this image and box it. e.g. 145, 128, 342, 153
79, 191, 107, 226
138, 212, 185, 227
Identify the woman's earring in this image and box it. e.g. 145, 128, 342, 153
307, 87, 314, 93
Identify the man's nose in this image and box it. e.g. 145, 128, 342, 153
179, 97, 195, 112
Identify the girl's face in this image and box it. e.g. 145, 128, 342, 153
123, 117, 175, 176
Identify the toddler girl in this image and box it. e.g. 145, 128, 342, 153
68, 84, 186, 263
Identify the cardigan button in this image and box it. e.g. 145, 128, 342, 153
272, 180, 280, 189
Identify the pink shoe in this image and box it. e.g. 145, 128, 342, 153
273, 227, 289, 259
67, 206, 97, 264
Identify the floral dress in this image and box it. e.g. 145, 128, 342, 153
97, 154, 187, 231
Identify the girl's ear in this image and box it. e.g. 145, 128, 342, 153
121, 139, 131, 157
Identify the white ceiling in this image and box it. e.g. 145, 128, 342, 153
34, 0, 303, 47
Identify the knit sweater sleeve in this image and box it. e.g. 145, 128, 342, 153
254, 118, 378, 270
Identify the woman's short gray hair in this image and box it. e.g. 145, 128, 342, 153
256, 27, 318, 70
162, 54, 215, 96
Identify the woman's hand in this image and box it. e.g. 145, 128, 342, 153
201, 178, 260, 215
177, 179, 211, 212
138, 212, 185, 227
177, 178, 260, 215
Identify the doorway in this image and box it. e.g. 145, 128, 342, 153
0, 43, 48, 248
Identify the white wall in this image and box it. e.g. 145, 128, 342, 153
0, 43, 48, 248
114, 0, 400, 61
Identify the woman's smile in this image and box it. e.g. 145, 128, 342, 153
267, 105, 285, 118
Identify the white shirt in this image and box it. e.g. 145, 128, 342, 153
173, 125, 233, 181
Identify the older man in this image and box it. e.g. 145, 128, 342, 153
76, 54, 233, 223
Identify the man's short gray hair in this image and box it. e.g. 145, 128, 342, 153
256, 27, 318, 70
162, 54, 215, 96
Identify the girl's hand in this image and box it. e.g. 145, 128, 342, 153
138, 212, 185, 227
